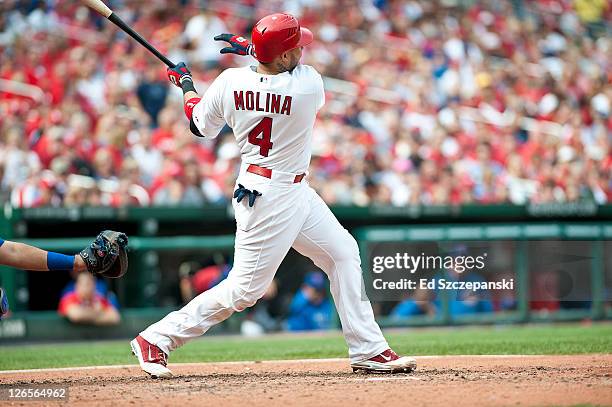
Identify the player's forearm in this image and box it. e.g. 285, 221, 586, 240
181, 82, 203, 138
0, 241, 47, 270
166, 63, 203, 133
183, 90, 200, 103
179, 73, 199, 101
0, 241, 86, 272
178, 73, 202, 115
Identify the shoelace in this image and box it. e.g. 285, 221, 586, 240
233, 184, 262, 207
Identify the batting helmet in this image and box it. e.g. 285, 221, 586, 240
251, 13, 313, 63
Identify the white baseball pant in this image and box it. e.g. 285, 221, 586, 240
140, 165, 389, 362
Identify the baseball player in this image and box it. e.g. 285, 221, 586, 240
131, 13, 416, 378
0, 231, 129, 320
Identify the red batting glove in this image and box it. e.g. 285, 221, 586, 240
214, 34, 253, 56
167, 62, 192, 88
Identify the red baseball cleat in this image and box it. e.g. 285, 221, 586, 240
130, 335, 173, 378
351, 349, 417, 373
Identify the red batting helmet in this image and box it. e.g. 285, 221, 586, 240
251, 13, 313, 63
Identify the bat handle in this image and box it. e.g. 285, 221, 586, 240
108, 13, 176, 68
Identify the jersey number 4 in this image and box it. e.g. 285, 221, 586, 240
248, 117, 273, 157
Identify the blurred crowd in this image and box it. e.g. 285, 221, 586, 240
0, 0, 610, 208
179, 262, 332, 334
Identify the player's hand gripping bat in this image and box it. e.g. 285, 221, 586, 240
80, 0, 176, 68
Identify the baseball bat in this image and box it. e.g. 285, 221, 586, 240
80, 0, 176, 68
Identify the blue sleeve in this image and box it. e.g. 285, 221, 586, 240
0, 237, 4, 247
95, 280, 109, 296
391, 300, 423, 318
61, 282, 76, 297
107, 292, 120, 310
479, 299, 494, 313
287, 292, 313, 331
289, 291, 309, 314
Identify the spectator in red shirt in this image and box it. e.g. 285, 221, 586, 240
58, 272, 120, 326
1, 1, 609, 208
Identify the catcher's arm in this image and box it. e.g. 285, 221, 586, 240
0, 240, 87, 272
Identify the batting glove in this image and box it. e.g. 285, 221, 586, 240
214, 34, 254, 56
233, 184, 262, 207
167, 62, 193, 88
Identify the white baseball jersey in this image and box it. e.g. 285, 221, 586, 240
191, 64, 325, 173
141, 63, 389, 365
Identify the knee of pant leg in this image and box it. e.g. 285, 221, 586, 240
335, 232, 361, 264
231, 286, 261, 312
215, 279, 261, 312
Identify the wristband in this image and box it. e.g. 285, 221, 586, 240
184, 97, 202, 121
180, 77, 197, 95
47, 252, 75, 271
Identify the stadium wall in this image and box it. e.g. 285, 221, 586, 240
0, 203, 610, 342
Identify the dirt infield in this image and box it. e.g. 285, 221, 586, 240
1, 355, 611, 406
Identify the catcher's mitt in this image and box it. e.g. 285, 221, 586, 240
79, 230, 128, 278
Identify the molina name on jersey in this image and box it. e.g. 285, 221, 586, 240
234, 91, 292, 116
191, 64, 325, 173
